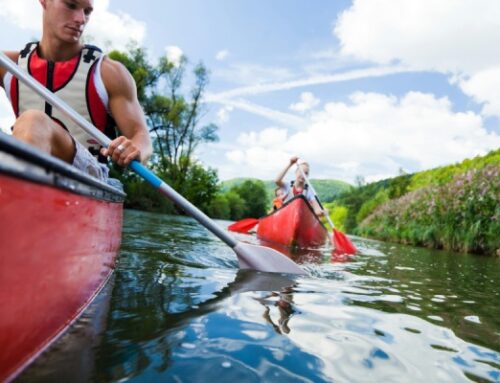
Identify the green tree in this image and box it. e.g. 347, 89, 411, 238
206, 194, 230, 219
232, 180, 268, 218
108, 46, 220, 213
226, 191, 246, 220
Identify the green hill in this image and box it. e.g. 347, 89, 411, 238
221, 177, 351, 202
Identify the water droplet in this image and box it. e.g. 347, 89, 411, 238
464, 316, 481, 324
181, 342, 196, 349
222, 361, 231, 368
427, 315, 444, 322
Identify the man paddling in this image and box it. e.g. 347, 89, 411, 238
0, 0, 152, 183
275, 156, 326, 217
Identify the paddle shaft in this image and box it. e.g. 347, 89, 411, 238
296, 164, 336, 229
0, 52, 238, 249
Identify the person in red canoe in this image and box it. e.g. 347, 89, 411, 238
0, 0, 152, 185
271, 187, 286, 211
275, 156, 326, 217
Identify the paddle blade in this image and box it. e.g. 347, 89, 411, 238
333, 229, 357, 255
233, 242, 307, 275
228, 218, 259, 233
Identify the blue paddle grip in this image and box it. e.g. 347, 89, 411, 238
129, 160, 162, 188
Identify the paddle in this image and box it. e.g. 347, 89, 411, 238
0, 52, 307, 276
228, 218, 259, 234
296, 162, 357, 255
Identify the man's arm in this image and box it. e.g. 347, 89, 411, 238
0, 51, 20, 88
275, 156, 298, 188
100, 57, 152, 166
310, 199, 326, 217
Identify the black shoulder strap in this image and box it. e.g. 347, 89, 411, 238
19, 41, 38, 59
82, 45, 102, 64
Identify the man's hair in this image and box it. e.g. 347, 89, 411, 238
299, 162, 310, 169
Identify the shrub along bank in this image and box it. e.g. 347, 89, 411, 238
357, 165, 499, 255
330, 149, 499, 255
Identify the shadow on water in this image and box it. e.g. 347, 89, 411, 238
19, 210, 500, 382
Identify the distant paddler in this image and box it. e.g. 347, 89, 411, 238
275, 156, 327, 217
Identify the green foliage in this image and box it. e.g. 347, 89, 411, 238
206, 194, 230, 219
169, 160, 219, 213
408, 148, 500, 191
206, 180, 269, 220
324, 202, 348, 232
232, 180, 268, 218
330, 148, 500, 255
356, 189, 389, 224
108, 46, 220, 215
226, 191, 246, 220
357, 165, 500, 255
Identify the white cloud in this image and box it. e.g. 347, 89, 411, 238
86, 0, 146, 50
0, 94, 15, 134
213, 64, 296, 86
215, 50, 229, 61
459, 67, 500, 118
0, 0, 41, 30
216, 106, 233, 124
289, 92, 320, 113
222, 91, 500, 182
237, 128, 288, 147
335, 0, 500, 74
211, 98, 306, 129
208, 65, 411, 101
334, 0, 500, 117
165, 45, 184, 67
0, 0, 146, 51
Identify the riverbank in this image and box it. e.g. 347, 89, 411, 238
357, 165, 499, 255
330, 149, 499, 256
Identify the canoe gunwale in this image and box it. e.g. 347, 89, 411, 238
0, 133, 125, 203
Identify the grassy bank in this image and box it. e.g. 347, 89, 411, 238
330, 149, 499, 255
357, 165, 499, 255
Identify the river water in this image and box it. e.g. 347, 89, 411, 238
21, 210, 500, 382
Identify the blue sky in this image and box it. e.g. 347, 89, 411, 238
1, 0, 499, 183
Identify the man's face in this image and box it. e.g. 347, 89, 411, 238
43, 0, 94, 43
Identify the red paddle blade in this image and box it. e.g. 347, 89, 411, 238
228, 218, 259, 233
333, 229, 357, 255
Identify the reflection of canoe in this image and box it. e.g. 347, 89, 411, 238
0, 134, 125, 382
257, 195, 328, 248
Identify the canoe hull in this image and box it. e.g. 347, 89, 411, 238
256, 195, 328, 248
0, 134, 124, 382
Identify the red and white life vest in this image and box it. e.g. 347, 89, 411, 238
283, 181, 314, 203
3, 42, 116, 162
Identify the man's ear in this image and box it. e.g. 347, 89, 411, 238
39, 0, 47, 9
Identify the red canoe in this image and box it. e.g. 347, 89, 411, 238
0, 133, 125, 382
257, 195, 328, 248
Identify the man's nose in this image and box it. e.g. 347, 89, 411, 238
73, 9, 86, 24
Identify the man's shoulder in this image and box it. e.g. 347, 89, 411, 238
100, 56, 134, 94
101, 56, 129, 81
